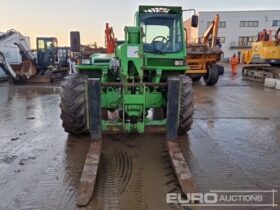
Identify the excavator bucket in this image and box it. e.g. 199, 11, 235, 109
18, 60, 37, 78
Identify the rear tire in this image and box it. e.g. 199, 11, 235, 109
204, 64, 219, 86
60, 74, 89, 135
178, 75, 194, 134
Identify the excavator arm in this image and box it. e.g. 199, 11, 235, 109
0, 51, 18, 80
201, 14, 220, 47
0, 30, 35, 60
105, 23, 116, 53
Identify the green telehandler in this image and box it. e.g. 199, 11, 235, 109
60, 5, 198, 206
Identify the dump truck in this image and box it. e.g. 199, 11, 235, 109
242, 28, 280, 82
60, 5, 198, 206
186, 14, 224, 85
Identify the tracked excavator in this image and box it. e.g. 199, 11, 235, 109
60, 5, 198, 206
242, 27, 280, 82
0, 30, 68, 83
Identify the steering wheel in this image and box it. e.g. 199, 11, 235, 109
151, 36, 169, 50
152, 36, 168, 44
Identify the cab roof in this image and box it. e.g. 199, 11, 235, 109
139, 5, 182, 15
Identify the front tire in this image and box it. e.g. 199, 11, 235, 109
178, 75, 194, 134
60, 74, 89, 135
217, 64, 224, 75
204, 64, 219, 86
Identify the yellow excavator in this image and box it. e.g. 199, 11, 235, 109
242, 28, 280, 82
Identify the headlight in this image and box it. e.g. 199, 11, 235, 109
81, 59, 91, 64
175, 60, 184, 66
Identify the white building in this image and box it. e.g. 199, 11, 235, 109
186, 10, 280, 59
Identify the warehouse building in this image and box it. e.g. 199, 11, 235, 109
185, 10, 280, 59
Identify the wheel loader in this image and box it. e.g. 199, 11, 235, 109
60, 5, 198, 206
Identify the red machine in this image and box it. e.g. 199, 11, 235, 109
105, 23, 116, 53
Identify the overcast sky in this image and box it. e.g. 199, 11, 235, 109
1, 0, 280, 48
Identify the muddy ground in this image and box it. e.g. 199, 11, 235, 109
0, 65, 279, 210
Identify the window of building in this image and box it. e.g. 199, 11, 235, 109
220, 21, 226, 28
272, 20, 280, 27
238, 36, 257, 47
207, 21, 226, 28
219, 37, 225, 43
240, 21, 258, 27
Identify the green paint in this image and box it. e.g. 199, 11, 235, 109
76, 5, 189, 133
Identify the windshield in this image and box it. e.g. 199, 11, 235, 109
140, 13, 183, 53
37, 39, 57, 51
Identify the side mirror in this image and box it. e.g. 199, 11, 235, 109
70, 31, 81, 52
191, 15, 198, 28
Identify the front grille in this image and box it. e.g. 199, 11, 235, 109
146, 58, 177, 66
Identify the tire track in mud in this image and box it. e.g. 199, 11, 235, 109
86, 135, 186, 210
90, 146, 143, 210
